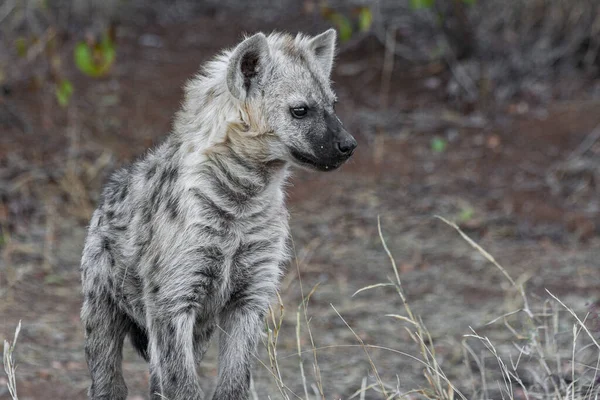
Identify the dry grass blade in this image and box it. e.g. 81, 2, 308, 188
347, 379, 375, 400
385, 314, 419, 326
3, 320, 21, 400
546, 290, 600, 350
352, 283, 395, 297
296, 303, 310, 400
435, 215, 516, 286
377, 215, 403, 290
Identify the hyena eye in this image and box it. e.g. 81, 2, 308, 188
290, 106, 308, 119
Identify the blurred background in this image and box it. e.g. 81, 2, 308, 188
1, 0, 600, 399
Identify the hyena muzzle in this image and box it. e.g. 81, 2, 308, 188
80, 29, 356, 400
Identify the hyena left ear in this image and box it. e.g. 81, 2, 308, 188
227, 33, 271, 101
308, 29, 337, 78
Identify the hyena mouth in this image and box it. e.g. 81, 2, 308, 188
290, 148, 341, 171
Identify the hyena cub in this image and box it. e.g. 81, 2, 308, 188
80, 29, 356, 400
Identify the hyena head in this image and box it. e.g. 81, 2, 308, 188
226, 29, 357, 171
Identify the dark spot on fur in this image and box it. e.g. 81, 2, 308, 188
119, 185, 128, 201
102, 237, 111, 252
141, 203, 152, 224
233, 240, 272, 264
195, 267, 221, 284
244, 368, 251, 386
151, 284, 160, 295
193, 223, 226, 238
159, 168, 169, 187
168, 166, 178, 182
208, 156, 262, 196
167, 322, 177, 336
146, 163, 158, 180
150, 185, 161, 212
190, 188, 235, 222
228, 280, 251, 308
107, 252, 115, 268
158, 165, 179, 192
208, 173, 253, 207
198, 245, 224, 262
166, 195, 179, 220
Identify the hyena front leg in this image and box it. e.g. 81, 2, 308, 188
212, 304, 265, 400
148, 312, 205, 400
81, 292, 129, 400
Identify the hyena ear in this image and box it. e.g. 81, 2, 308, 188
308, 29, 337, 78
227, 33, 271, 100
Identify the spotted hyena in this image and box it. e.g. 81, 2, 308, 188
80, 29, 356, 400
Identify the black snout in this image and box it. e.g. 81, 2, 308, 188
289, 111, 357, 171
325, 111, 357, 157
336, 136, 357, 155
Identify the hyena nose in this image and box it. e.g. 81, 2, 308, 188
336, 136, 357, 156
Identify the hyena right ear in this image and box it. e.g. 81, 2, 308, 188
227, 33, 271, 101
308, 29, 337, 78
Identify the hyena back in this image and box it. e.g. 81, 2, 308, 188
80, 29, 356, 400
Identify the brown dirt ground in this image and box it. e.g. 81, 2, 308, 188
1, 7, 600, 400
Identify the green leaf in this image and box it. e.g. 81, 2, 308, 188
15, 37, 28, 57
74, 33, 116, 77
357, 7, 373, 32
410, 0, 435, 9
458, 207, 474, 222
329, 13, 353, 42
55, 79, 74, 107
431, 137, 447, 153
462, 0, 476, 4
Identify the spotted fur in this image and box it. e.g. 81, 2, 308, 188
80, 29, 356, 400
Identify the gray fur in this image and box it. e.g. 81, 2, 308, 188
80, 30, 356, 400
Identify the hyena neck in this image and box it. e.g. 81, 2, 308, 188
173, 54, 270, 151
172, 56, 289, 193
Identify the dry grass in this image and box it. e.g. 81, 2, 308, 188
259, 215, 600, 400
3, 320, 21, 400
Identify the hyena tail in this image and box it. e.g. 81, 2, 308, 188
128, 321, 149, 361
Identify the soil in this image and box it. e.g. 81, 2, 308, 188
1, 5, 600, 400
